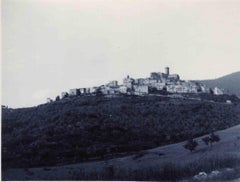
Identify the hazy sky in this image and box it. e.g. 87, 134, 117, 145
2, 0, 240, 108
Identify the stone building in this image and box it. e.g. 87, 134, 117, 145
106, 80, 118, 87
58, 66, 217, 99
200, 85, 210, 93
151, 82, 166, 90
123, 75, 135, 89
167, 74, 180, 82
47, 98, 53, 103
166, 81, 202, 93
213, 87, 224, 95
100, 85, 119, 95
86, 88, 91, 94
119, 85, 128, 94
150, 72, 168, 80
61, 92, 68, 98
69, 88, 80, 96
134, 78, 145, 85
90, 87, 98, 94
79, 88, 87, 94
134, 85, 149, 95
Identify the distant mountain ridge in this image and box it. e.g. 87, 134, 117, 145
198, 71, 240, 97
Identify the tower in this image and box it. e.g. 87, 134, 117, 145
165, 67, 169, 76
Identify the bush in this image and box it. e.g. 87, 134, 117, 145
183, 139, 198, 152
55, 96, 60, 101
202, 133, 220, 147
202, 136, 211, 146
210, 132, 220, 143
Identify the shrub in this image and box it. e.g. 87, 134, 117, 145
202, 136, 211, 146
202, 133, 220, 147
183, 139, 198, 152
55, 96, 60, 101
210, 132, 220, 143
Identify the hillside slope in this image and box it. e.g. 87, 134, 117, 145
199, 71, 240, 96
2, 95, 240, 170
3, 124, 240, 180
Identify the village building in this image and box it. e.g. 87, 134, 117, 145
167, 74, 180, 82
166, 81, 201, 93
86, 88, 91, 94
150, 72, 168, 80
134, 78, 146, 85
106, 80, 118, 87
213, 87, 224, 95
100, 85, 119, 95
61, 92, 68, 98
58, 67, 223, 99
143, 78, 158, 85
118, 85, 128, 94
47, 98, 53, 103
148, 82, 166, 90
90, 87, 98, 94
134, 85, 149, 95
79, 88, 87, 94
226, 100, 232, 104
200, 85, 210, 93
69, 88, 80, 96
123, 75, 135, 89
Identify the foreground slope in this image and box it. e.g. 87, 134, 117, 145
3, 123, 240, 181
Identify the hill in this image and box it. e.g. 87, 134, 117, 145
3, 123, 240, 180
198, 71, 240, 96
2, 95, 240, 170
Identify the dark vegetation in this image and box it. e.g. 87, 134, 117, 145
183, 132, 220, 152
183, 138, 198, 152
2, 95, 240, 169
202, 132, 220, 147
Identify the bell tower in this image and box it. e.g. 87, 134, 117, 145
165, 67, 169, 76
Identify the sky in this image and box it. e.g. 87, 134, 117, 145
2, 0, 240, 108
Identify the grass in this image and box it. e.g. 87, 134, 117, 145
67, 154, 240, 181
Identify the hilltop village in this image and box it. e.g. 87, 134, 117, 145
59, 67, 223, 99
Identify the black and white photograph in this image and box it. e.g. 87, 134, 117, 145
2, 0, 240, 181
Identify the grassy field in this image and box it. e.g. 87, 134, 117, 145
3, 124, 240, 181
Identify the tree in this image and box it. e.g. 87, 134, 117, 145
76, 89, 81, 96
55, 96, 60, 101
210, 132, 220, 144
63, 92, 69, 98
202, 136, 211, 146
96, 88, 103, 96
183, 138, 198, 152
209, 89, 214, 95
202, 133, 220, 147
46, 98, 53, 103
